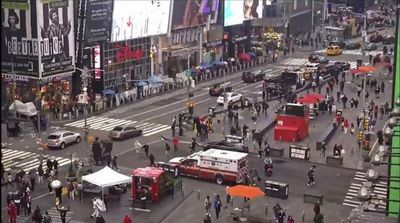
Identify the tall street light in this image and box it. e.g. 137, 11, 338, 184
75, 66, 103, 166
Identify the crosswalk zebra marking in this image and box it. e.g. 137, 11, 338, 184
14, 206, 83, 223
315, 49, 383, 56
64, 116, 170, 136
342, 171, 387, 209
280, 58, 309, 66
2, 149, 70, 173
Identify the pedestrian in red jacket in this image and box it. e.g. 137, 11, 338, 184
343, 119, 349, 134
8, 201, 17, 223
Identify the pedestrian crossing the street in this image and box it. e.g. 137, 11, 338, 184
64, 116, 170, 136
1, 149, 70, 173
15, 207, 83, 223
342, 171, 387, 210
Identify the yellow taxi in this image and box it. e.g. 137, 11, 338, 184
326, 45, 342, 56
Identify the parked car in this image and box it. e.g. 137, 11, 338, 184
217, 92, 243, 105
382, 35, 395, 44
329, 40, 346, 49
369, 34, 383, 43
326, 45, 342, 56
47, 131, 81, 149
345, 42, 361, 50
364, 43, 378, 51
203, 140, 249, 153
308, 54, 329, 64
109, 124, 143, 140
8, 100, 38, 118
242, 70, 265, 83
209, 83, 232, 96
333, 61, 351, 71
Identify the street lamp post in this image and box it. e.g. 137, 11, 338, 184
11, 56, 17, 118
75, 66, 103, 166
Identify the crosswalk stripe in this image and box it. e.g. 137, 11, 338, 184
354, 177, 367, 181
143, 126, 171, 136
2, 149, 69, 173
344, 199, 362, 204
342, 202, 359, 208
64, 116, 170, 136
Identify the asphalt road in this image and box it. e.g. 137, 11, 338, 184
1, 27, 396, 222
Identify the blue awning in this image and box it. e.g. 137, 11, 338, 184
102, 89, 115, 95
148, 75, 162, 84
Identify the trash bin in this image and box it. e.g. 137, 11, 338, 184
265, 180, 289, 199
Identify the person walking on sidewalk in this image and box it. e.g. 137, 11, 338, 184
32, 206, 43, 223
204, 195, 212, 213
214, 195, 222, 219
307, 165, 316, 187
43, 211, 52, 223
190, 138, 196, 153
7, 201, 17, 223
56, 205, 70, 223
38, 164, 44, 184
149, 153, 156, 167
142, 144, 149, 157
111, 155, 119, 171
28, 170, 36, 191
343, 119, 349, 134
173, 137, 179, 152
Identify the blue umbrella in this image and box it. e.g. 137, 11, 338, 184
137, 81, 148, 87
148, 75, 161, 84
102, 89, 115, 95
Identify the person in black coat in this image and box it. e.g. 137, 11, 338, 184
56, 205, 70, 223
92, 137, 102, 165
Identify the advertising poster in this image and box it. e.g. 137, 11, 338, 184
84, 0, 113, 45
172, 0, 220, 29
111, 0, 171, 42
38, 0, 75, 77
1, 0, 39, 77
224, 0, 262, 27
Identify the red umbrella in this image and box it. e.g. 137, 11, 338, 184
296, 96, 319, 104
123, 214, 132, 223
306, 93, 324, 101
238, 53, 251, 62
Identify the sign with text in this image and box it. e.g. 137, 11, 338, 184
38, 0, 75, 77
84, 0, 113, 45
1, 0, 39, 77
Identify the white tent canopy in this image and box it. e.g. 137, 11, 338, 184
82, 166, 131, 188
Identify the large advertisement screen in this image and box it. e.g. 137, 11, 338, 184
1, 0, 39, 77
38, 0, 75, 77
172, 0, 220, 30
84, 0, 113, 45
110, 0, 171, 42
224, 0, 263, 27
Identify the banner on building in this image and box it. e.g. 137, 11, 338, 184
84, 0, 113, 45
38, 0, 75, 77
111, 0, 171, 42
172, 0, 220, 30
1, 0, 39, 77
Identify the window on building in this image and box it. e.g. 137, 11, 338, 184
305, 0, 308, 7
294, 0, 297, 10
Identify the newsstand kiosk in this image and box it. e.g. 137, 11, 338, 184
274, 103, 309, 142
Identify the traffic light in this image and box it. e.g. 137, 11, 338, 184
364, 118, 369, 131
358, 131, 363, 142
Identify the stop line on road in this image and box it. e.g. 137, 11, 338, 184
1, 149, 70, 173
342, 171, 387, 209
64, 116, 170, 136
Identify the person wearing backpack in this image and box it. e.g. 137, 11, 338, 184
43, 211, 52, 223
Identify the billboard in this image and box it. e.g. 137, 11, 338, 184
224, 0, 263, 27
38, 0, 75, 77
110, 0, 171, 42
172, 0, 220, 30
84, 0, 113, 45
1, 0, 39, 77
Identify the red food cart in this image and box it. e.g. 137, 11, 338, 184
131, 167, 181, 203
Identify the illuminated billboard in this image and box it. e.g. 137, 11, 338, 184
224, 0, 263, 27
